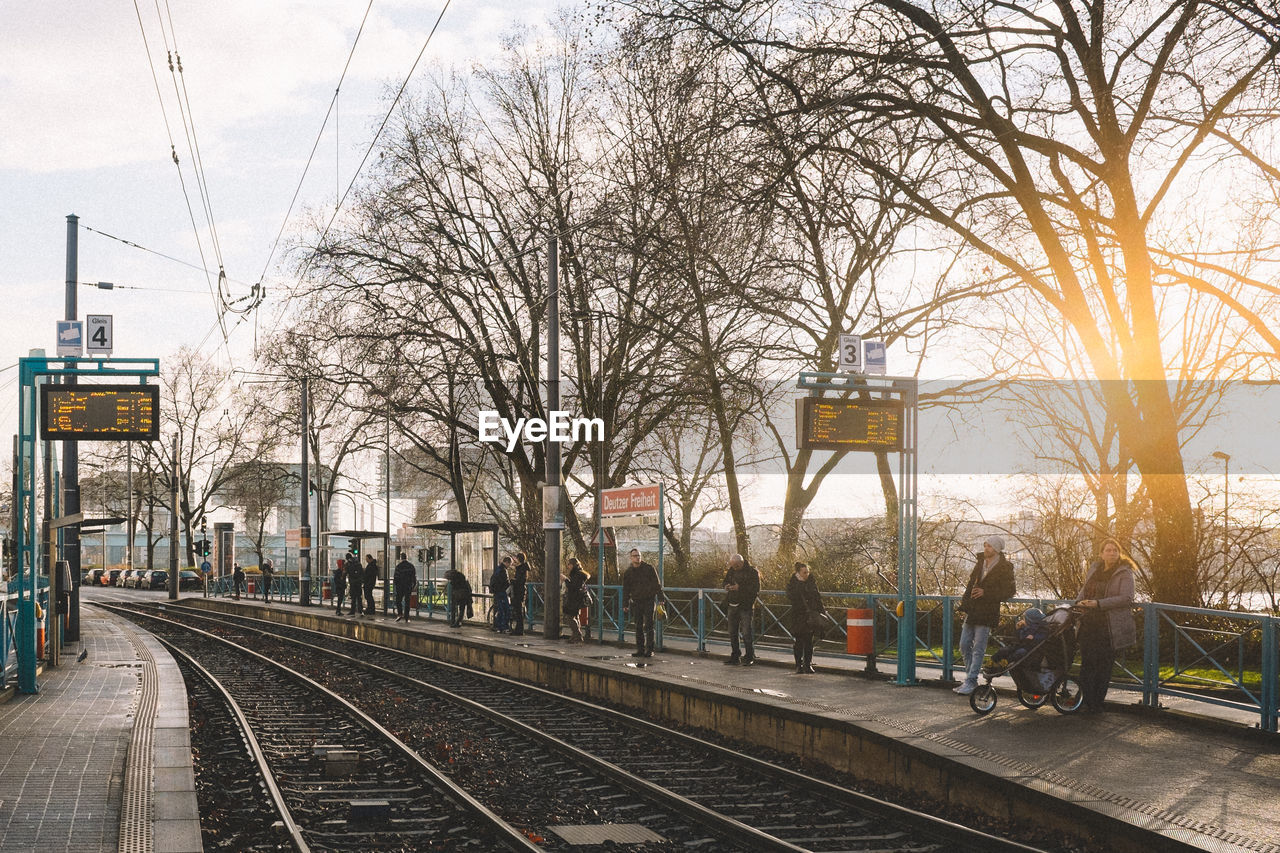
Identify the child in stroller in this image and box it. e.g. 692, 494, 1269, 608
987, 607, 1052, 670
967, 605, 1084, 715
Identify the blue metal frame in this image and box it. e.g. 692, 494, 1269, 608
796, 372, 919, 684
15, 356, 160, 693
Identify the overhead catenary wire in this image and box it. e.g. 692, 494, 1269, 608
295, 0, 453, 290
130, 0, 229, 351
156, 0, 225, 275
257, 0, 376, 290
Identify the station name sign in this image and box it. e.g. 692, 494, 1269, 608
796, 396, 904, 452
40, 384, 159, 441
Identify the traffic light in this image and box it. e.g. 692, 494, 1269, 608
350, 537, 360, 558
201, 539, 210, 557
431, 544, 445, 561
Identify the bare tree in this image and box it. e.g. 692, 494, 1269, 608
636, 0, 1280, 604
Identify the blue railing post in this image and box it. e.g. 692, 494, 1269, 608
1142, 603, 1160, 708
697, 590, 706, 653
941, 596, 954, 682
1261, 616, 1277, 733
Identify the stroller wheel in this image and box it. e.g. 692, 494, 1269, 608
1051, 677, 1084, 714
970, 683, 997, 715
1017, 688, 1047, 709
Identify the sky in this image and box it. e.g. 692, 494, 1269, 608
3, 2, 1275, 533
0, 0, 557, 438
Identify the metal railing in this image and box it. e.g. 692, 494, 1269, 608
201, 575, 1280, 732
1, 588, 51, 690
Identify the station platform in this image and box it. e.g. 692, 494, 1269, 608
0, 603, 201, 853
183, 592, 1278, 853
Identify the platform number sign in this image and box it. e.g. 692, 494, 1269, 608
838, 333, 863, 372
86, 314, 113, 354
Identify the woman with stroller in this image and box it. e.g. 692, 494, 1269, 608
1075, 538, 1137, 714
786, 562, 825, 674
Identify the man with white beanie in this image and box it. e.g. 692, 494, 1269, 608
954, 534, 1017, 695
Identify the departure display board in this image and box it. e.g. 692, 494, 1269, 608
40, 384, 159, 441
796, 396, 904, 452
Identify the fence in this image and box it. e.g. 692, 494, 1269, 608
1, 587, 51, 690
205, 576, 1280, 732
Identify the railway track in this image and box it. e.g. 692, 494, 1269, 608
109, 602, 1048, 852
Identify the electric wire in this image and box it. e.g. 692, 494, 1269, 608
130, 0, 227, 346
155, 0, 225, 275
297, 0, 453, 288
257, 0, 376, 289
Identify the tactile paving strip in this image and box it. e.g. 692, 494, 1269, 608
550, 824, 665, 844
118, 628, 156, 853
680, 673, 1280, 853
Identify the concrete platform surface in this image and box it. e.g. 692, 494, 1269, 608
173, 590, 1279, 853
0, 603, 201, 853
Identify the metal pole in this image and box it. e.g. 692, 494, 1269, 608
126, 441, 133, 570
299, 378, 312, 605
384, 400, 391, 614
543, 233, 561, 639
64, 213, 83, 641
168, 434, 178, 600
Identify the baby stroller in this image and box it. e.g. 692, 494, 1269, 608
969, 605, 1084, 715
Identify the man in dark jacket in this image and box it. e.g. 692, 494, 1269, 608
509, 552, 529, 635
362, 554, 379, 616
722, 554, 761, 665
260, 558, 274, 602
344, 553, 363, 616
955, 535, 1017, 695
446, 568, 471, 627
333, 558, 349, 615
623, 548, 661, 657
232, 564, 245, 600
393, 553, 417, 622
490, 557, 512, 632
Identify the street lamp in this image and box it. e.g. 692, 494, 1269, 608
1212, 451, 1230, 575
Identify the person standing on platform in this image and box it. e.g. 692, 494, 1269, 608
623, 549, 661, 657
786, 562, 825, 673
446, 567, 472, 627
232, 564, 245, 600
1075, 538, 1137, 714
260, 558, 274, 603
333, 558, 349, 616
955, 535, 1017, 695
563, 557, 589, 642
509, 552, 529, 635
344, 552, 364, 616
363, 553, 379, 616
722, 554, 760, 665
393, 553, 417, 622
490, 556, 512, 632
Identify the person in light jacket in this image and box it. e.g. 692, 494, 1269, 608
1074, 538, 1137, 714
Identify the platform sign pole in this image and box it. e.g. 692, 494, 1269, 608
656, 485, 665, 651
16, 369, 38, 694
894, 378, 919, 686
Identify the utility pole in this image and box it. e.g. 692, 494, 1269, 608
64, 213, 83, 641
543, 233, 561, 639
168, 435, 178, 600
299, 378, 312, 605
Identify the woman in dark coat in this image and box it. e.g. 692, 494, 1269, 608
786, 562, 824, 674
563, 557, 589, 642
1075, 538, 1137, 713
446, 568, 472, 627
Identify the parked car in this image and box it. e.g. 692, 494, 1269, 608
86, 568, 105, 586
130, 571, 150, 589
116, 569, 136, 587
178, 570, 202, 591
144, 570, 169, 590
102, 569, 123, 586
